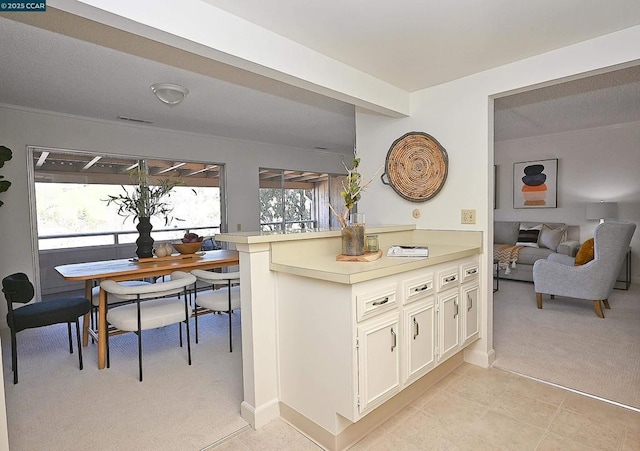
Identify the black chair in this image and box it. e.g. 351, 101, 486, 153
2, 272, 91, 384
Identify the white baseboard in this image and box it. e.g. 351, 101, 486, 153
241, 399, 280, 429
464, 347, 495, 367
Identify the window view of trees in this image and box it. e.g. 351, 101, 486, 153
36, 183, 221, 249
258, 168, 346, 232
31, 149, 225, 250
259, 187, 314, 232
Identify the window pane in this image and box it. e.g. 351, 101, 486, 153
35, 182, 222, 249
260, 188, 284, 231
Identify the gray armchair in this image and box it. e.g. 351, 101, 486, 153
533, 221, 635, 318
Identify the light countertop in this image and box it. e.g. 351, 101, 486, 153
217, 225, 482, 285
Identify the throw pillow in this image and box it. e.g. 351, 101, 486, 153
494, 221, 520, 245
538, 224, 567, 251
574, 238, 595, 266
516, 225, 542, 248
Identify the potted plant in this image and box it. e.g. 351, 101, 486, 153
330, 150, 381, 256
104, 161, 182, 258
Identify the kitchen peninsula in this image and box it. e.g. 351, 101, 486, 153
216, 225, 483, 450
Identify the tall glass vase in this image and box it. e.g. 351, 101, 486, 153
341, 213, 365, 256
136, 217, 154, 258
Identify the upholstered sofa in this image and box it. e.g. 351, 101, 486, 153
494, 221, 580, 282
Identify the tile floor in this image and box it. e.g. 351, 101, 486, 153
211, 363, 640, 450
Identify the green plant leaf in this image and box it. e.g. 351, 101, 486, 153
102, 165, 188, 224
0, 145, 12, 168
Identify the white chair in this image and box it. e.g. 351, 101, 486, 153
100, 271, 196, 381
90, 280, 151, 334
190, 269, 240, 352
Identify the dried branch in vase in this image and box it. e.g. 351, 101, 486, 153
330, 150, 383, 228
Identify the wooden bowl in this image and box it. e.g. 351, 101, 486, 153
172, 241, 202, 254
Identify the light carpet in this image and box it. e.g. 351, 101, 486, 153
1, 310, 247, 451
493, 279, 640, 409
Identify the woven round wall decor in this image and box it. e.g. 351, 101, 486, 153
380, 132, 448, 202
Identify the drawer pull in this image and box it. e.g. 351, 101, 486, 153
454, 301, 459, 318
467, 294, 473, 310
444, 275, 457, 283
465, 268, 478, 275
372, 297, 389, 306
413, 317, 419, 340
413, 284, 430, 292
390, 327, 397, 352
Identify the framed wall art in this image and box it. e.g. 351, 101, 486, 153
513, 158, 557, 209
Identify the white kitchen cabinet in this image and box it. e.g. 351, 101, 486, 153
402, 298, 436, 384
437, 288, 460, 362
461, 283, 479, 345
275, 250, 481, 435
357, 311, 401, 414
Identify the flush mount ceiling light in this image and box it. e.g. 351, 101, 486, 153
150, 83, 189, 106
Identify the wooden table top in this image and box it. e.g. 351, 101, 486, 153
55, 249, 239, 281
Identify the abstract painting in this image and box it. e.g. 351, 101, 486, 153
513, 159, 557, 208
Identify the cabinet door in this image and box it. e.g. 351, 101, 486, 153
403, 299, 436, 383
437, 288, 460, 362
461, 283, 479, 345
357, 312, 401, 414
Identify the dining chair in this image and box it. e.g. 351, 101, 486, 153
100, 271, 196, 381
2, 272, 91, 384
90, 279, 152, 335
190, 269, 240, 352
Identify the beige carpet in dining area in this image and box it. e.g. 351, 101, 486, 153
1, 310, 247, 451
493, 279, 640, 409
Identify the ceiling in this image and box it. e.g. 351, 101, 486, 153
33, 148, 330, 187
2, 3, 640, 149
201, 0, 640, 92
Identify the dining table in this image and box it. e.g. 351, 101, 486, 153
55, 249, 240, 369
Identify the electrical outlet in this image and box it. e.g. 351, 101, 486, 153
461, 209, 476, 224
236, 223, 242, 231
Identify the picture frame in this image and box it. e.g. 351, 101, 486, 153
513, 158, 557, 209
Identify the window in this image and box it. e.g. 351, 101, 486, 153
31, 148, 225, 249
259, 168, 343, 232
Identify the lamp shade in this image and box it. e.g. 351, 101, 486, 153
586, 201, 618, 221
150, 83, 189, 105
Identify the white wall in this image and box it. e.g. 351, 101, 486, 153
356, 25, 640, 365
495, 122, 640, 283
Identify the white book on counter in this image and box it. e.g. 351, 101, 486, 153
387, 245, 429, 257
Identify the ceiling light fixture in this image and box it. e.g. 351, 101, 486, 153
150, 83, 189, 106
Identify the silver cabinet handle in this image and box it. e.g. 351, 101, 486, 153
454, 301, 459, 318
467, 294, 473, 311
444, 275, 457, 283
413, 317, 419, 340
372, 297, 389, 306
390, 327, 397, 352
413, 284, 430, 292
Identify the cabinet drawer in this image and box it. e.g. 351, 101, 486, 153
461, 262, 479, 283
356, 285, 398, 322
402, 273, 434, 305
437, 266, 460, 292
